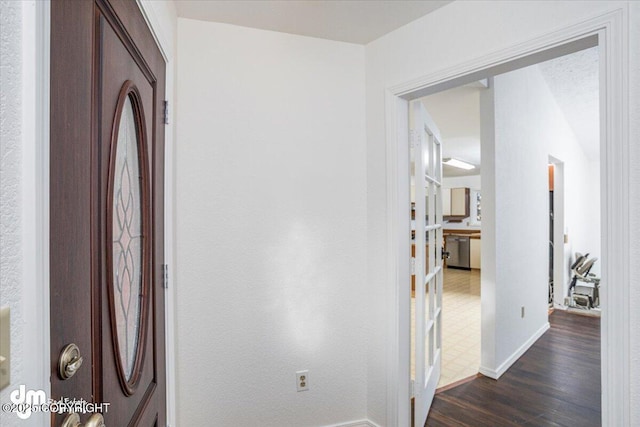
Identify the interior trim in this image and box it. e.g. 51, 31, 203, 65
23, 2, 51, 426
134, 1, 177, 425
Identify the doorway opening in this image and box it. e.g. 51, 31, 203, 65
418, 84, 483, 392
539, 47, 602, 317
399, 35, 608, 427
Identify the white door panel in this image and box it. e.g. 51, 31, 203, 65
411, 101, 444, 426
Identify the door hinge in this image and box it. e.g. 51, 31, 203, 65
162, 264, 169, 288
410, 379, 416, 398
163, 100, 169, 125
411, 257, 416, 275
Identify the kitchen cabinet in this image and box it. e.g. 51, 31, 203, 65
442, 189, 451, 216
444, 187, 470, 221
470, 237, 481, 269
451, 188, 470, 216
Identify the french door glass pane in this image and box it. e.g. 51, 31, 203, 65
423, 130, 431, 178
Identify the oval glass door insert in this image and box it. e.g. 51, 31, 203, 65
112, 95, 143, 381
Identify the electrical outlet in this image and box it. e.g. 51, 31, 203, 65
521, 306, 525, 318
296, 370, 309, 392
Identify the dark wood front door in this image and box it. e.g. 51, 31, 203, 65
50, 1, 166, 426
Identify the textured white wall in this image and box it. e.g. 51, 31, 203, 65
490, 64, 596, 365
0, 2, 23, 426
176, 19, 367, 426
629, 3, 640, 425
365, 1, 636, 424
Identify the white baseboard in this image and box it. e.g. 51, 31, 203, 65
324, 420, 382, 427
479, 321, 550, 379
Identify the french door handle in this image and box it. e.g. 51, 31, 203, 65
441, 247, 450, 260
61, 413, 105, 427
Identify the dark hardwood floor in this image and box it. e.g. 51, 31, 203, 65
426, 310, 601, 426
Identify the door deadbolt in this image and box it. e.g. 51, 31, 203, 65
61, 413, 105, 427
58, 343, 83, 380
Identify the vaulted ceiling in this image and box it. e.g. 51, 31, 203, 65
538, 47, 600, 162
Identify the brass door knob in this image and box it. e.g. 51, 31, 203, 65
58, 343, 83, 380
61, 413, 105, 427
84, 413, 106, 427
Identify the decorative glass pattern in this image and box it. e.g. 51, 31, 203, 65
112, 96, 143, 381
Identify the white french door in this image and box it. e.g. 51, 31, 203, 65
411, 101, 444, 426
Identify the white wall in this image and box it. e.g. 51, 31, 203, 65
176, 19, 367, 426
0, 3, 24, 426
585, 159, 601, 277
365, 1, 638, 425
487, 63, 598, 367
629, 3, 640, 424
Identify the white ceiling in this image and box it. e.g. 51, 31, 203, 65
537, 47, 600, 161
175, 0, 451, 44
420, 47, 600, 178
420, 85, 483, 178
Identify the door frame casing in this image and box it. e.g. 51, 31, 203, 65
29, 1, 176, 426
135, 2, 177, 425
548, 156, 566, 309
385, 7, 628, 427
22, 2, 51, 426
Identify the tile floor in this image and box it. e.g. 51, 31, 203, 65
411, 267, 481, 389
438, 268, 481, 388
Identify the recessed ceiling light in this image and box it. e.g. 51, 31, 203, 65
443, 158, 475, 170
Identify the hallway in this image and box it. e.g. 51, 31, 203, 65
426, 310, 600, 426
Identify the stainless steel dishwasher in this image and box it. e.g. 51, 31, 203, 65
445, 235, 471, 270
